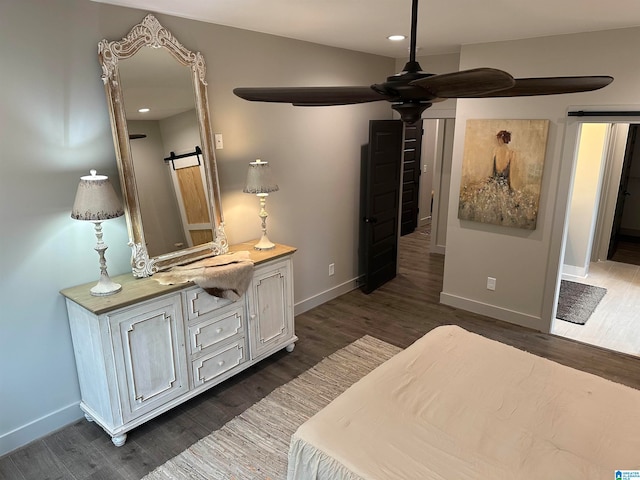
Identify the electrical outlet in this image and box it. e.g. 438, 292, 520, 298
214, 133, 224, 149
487, 277, 496, 291
329, 263, 335, 276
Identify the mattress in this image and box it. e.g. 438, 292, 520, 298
287, 325, 640, 479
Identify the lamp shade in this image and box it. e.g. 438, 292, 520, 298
243, 159, 279, 194
71, 170, 124, 221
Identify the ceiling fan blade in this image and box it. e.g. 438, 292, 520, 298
233, 86, 389, 106
409, 68, 515, 98
459, 76, 614, 97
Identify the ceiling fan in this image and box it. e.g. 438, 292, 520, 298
234, 0, 613, 124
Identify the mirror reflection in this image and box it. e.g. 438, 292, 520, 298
119, 48, 214, 258
99, 14, 227, 277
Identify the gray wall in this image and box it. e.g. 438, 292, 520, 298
128, 118, 187, 257
441, 27, 640, 331
0, 0, 393, 454
5, 0, 639, 456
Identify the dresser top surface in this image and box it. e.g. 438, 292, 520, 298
61, 243, 296, 315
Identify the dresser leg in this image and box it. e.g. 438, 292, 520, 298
111, 434, 127, 447
285, 342, 295, 353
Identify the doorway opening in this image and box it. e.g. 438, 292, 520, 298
608, 124, 640, 265
552, 120, 640, 357
402, 118, 455, 259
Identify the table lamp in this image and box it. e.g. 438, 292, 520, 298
71, 169, 124, 296
243, 159, 279, 250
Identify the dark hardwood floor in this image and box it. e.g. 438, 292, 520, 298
611, 235, 640, 266
3, 225, 640, 480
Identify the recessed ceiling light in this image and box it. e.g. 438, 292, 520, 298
138, 108, 150, 113
387, 35, 406, 41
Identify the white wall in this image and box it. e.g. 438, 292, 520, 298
431, 118, 456, 254
563, 123, 608, 277
420, 120, 438, 225
0, 0, 394, 454
441, 27, 640, 331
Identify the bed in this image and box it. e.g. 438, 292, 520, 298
287, 325, 640, 479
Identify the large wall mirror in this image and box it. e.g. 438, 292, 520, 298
99, 14, 228, 277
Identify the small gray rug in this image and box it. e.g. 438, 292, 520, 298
142, 336, 401, 480
557, 280, 607, 325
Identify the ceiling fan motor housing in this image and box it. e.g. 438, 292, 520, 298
391, 102, 431, 124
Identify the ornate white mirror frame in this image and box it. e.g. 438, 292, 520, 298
99, 14, 228, 277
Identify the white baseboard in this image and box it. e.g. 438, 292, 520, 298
561, 264, 588, 279
295, 277, 359, 316
440, 292, 543, 331
430, 245, 445, 255
0, 402, 83, 456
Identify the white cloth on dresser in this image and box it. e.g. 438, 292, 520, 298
154, 251, 253, 301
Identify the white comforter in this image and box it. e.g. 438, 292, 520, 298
287, 325, 640, 479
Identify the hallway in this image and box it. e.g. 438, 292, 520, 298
552, 260, 640, 357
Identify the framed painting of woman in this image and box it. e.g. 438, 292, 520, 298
458, 119, 550, 229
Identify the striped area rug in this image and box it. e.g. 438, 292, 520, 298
143, 336, 401, 480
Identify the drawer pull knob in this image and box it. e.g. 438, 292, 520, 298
218, 360, 225, 367
215, 327, 223, 334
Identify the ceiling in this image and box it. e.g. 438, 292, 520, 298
93, 0, 640, 58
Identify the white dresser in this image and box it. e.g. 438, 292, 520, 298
61, 243, 297, 446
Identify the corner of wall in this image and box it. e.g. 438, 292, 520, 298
0, 403, 82, 456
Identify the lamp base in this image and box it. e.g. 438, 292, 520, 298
90, 275, 122, 296
254, 234, 275, 251
89, 222, 122, 296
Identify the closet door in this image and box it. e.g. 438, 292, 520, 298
360, 119, 404, 294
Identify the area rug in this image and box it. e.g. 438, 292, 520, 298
557, 280, 607, 325
142, 336, 401, 480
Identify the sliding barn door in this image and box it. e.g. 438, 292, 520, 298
169, 156, 214, 248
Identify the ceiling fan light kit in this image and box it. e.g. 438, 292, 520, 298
234, 0, 613, 124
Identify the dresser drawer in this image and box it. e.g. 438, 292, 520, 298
191, 340, 246, 386
188, 303, 245, 356
184, 287, 234, 321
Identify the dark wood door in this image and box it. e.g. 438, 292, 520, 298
360, 120, 404, 294
401, 120, 423, 236
608, 124, 637, 259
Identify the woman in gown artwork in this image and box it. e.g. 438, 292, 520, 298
492, 130, 516, 190
458, 127, 542, 230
